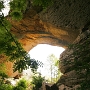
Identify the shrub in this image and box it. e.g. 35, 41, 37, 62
0, 84, 13, 90
13, 79, 27, 90
31, 74, 44, 90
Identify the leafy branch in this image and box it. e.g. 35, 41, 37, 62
0, 13, 43, 72
0, 0, 49, 73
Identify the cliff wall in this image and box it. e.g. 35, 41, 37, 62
57, 29, 90, 89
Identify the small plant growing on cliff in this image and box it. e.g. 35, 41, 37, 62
13, 79, 27, 90
0, 72, 8, 85
0, 84, 13, 90
32, 0, 54, 9
0, 71, 13, 90
30, 73, 44, 90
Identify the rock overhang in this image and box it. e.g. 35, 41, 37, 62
8, 0, 90, 51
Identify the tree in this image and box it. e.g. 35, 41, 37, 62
30, 73, 44, 90
47, 54, 62, 83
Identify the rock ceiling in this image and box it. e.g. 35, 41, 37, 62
8, 0, 90, 52
10, 14, 76, 51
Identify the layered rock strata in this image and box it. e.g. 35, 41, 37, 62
57, 29, 90, 89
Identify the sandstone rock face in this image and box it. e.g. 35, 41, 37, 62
0, 55, 18, 77
9, 14, 74, 51
40, 0, 90, 32
9, 0, 90, 51
5, 61, 18, 77
57, 30, 90, 89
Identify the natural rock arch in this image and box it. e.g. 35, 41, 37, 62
2, 0, 90, 84
9, 0, 90, 51
10, 14, 78, 51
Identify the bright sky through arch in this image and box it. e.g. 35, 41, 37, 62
28, 44, 65, 77
29, 44, 65, 60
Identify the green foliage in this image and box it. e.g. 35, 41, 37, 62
31, 74, 44, 90
13, 79, 27, 90
0, 13, 43, 73
9, 0, 54, 20
0, 63, 7, 73
77, 80, 90, 90
13, 58, 43, 73
27, 59, 43, 73
32, 0, 54, 9
9, 0, 27, 20
0, 84, 13, 90
0, 72, 8, 79
10, 10, 23, 21
0, 71, 8, 85
0, 1, 51, 90
0, 15, 14, 57
17, 79, 27, 88
0, 0, 43, 73
0, 78, 27, 90
0, 72, 12, 89
0, 17, 11, 31
0, 14, 29, 72
10, 0, 27, 11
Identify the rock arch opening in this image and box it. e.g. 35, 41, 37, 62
28, 44, 65, 80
